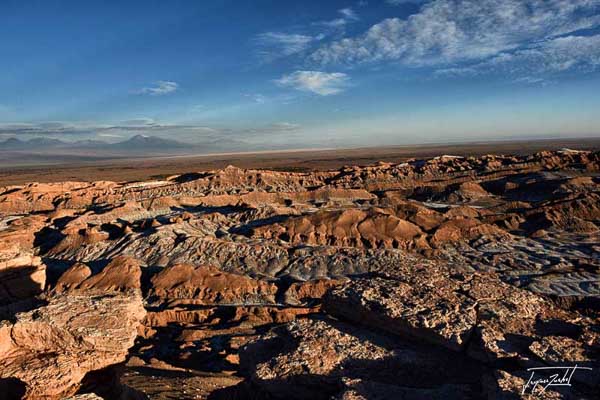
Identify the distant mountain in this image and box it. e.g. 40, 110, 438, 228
0, 137, 25, 148
0, 134, 249, 157
26, 137, 66, 147
71, 139, 108, 147
0, 137, 66, 149
111, 134, 187, 151
0, 135, 187, 152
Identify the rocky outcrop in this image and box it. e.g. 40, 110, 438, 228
325, 268, 598, 370
283, 278, 344, 305
429, 217, 510, 247
0, 291, 146, 399
324, 275, 476, 351
241, 317, 483, 400
0, 253, 46, 306
149, 263, 278, 306
243, 266, 599, 398
252, 208, 427, 250
53, 256, 141, 293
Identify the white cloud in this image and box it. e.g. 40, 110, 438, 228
275, 71, 350, 95
136, 81, 179, 96
436, 34, 600, 77
269, 122, 301, 131
254, 8, 359, 62
339, 8, 359, 21
316, 7, 360, 28
121, 118, 156, 126
311, 0, 600, 67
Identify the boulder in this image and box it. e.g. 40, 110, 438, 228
0, 291, 146, 399
54, 256, 142, 294
324, 275, 476, 352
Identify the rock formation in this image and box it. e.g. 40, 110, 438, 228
0, 292, 145, 399
0, 149, 598, 398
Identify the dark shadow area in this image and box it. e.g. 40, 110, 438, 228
232, 314, 489, 399
0, 266, 44, 306
41, 257, 74, 289
208, 380, 275, 400
79, 364, 149, 400
33, 226, 65, 254
535, 318, 583, 338
140, 265, 164, 298
229, 215, 291, 236
0, 378, 26, 400
171, 172, 212, 183
0, 266, 47, 321
171, 205, 250, 216
100, 222, 125, 240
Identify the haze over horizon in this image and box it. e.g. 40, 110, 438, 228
1, 0, 600, 150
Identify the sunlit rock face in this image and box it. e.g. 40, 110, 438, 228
0, 291, 146, 399
0, 150, 598, 398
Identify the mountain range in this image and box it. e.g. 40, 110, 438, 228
0, 135, 188, 152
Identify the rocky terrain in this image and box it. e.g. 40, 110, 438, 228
0, 149, 598, 399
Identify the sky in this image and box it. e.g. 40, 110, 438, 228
1, 0, 600, 149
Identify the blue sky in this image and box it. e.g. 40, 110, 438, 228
0, 0, 599, 148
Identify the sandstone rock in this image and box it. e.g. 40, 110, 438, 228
145, 305, 316, 328
53, 263, 93, 293
283, 278, 344, 305
149, 263, 278, 305
54, 256, 141, 293
241, 317, 483, 400
324, 275, 476, 351
430, 217, 510, 247
336, 379, 475, 400
0, 253, 46, 306
0, 292, 146, 399
253, 208, 425, 250
63, 394, 104, 400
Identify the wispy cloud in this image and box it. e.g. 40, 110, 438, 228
436, 34, 600, 79
386, 0, 429, 5
267, 122, 301, 131
254, 8, 360, 63
275, 71, 350, 96
135, 80, 179, 96
0, 120, 186, 138
121, 118, 157, 126
254, 32, 320, 62
0, 122, 91, 136
338, 8, 359, 21
244, 93, 268, 104
226, 122, 303, 137
316, 7, 360, 28
311, 0, 600, 69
